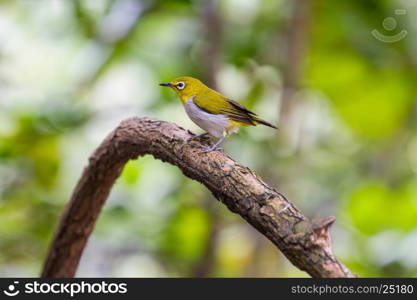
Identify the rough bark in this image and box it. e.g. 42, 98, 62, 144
41, 117, 355, 278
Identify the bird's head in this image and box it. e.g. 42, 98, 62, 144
159, 76, 205, 103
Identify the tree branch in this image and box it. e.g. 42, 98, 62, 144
41, 117, 354, 278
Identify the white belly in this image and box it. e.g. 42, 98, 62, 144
184, 97, 229, 138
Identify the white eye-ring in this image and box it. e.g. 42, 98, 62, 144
176, 81, 185, 90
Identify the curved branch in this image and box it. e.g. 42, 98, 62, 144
41, 117, 354, 278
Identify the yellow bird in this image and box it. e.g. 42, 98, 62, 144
160, 76, 277, 152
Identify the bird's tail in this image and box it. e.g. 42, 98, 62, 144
253, 117, 277, 129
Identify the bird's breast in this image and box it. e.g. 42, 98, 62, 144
184, 97, 230, 138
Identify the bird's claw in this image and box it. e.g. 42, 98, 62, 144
202, 146, 222, 153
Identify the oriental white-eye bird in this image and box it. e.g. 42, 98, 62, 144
160, 76, 277, 152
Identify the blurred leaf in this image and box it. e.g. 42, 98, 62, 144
347, 181, 417, 235
121, 160, 141, 185
308, 52, 413, 139
161, 205, 210, 266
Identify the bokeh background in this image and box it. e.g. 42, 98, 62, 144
1, 0, 417, 277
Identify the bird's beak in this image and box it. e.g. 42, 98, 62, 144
159, 82, 174, 87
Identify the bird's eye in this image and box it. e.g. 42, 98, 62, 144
176, 81, 185, 90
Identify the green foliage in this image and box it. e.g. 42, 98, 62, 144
347, 182, 417, 235
309, 51, 413, 139
161, 205, 211, 266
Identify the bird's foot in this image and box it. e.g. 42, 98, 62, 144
202, 145, 222, 153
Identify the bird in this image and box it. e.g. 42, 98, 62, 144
159, 76, 277, 152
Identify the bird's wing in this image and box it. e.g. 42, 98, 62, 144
193, 94, 257, 125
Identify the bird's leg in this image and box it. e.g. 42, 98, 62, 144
203, 136, 225, 153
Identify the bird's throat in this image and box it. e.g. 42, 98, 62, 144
179, 94, 192, 104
